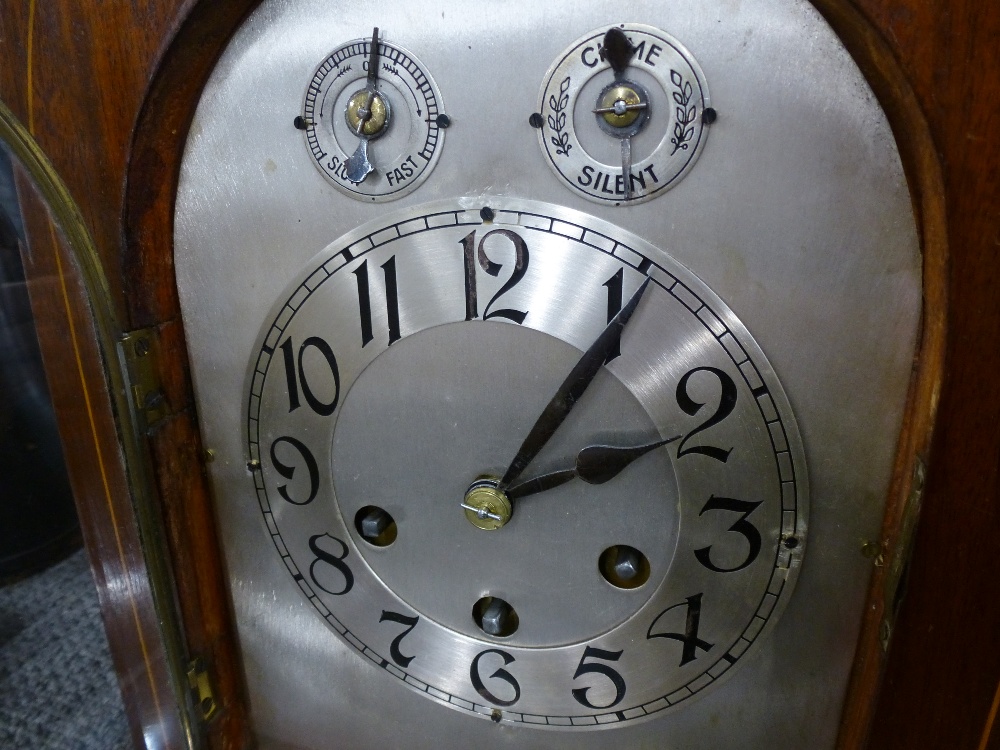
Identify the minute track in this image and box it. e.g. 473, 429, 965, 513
243, 198, 807, 725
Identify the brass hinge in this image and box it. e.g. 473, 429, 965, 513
119, 328, 169, 429
187, 657, 219, 723
879, 456, 927, 651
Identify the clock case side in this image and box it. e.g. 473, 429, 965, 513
805, 0, 947, 746
119, 0, 947, 748
0, 99, 203, 750
0, 1, 259, 749
121, 3, 266, 749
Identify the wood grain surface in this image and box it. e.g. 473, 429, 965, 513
0, 0, 997, 748
857, 2, 1000, 748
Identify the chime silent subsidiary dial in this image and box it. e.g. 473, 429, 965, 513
536, 24, 712, 205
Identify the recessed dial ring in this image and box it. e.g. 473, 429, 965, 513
537, 24, 711, 205
302, 36, 445, 201
244, 199, 807, 726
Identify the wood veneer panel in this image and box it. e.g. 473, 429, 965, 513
123, 5, 263, 747
837, 0, 1000, 748
14, 175, 185, 750
0, 1, 192, 321
0, 2, 251, 747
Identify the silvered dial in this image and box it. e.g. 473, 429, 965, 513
300, 33, 445, 201
536, 24, 711, 205
245, 198, 807, 726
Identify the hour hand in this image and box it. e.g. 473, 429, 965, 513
506, 433, 680, 500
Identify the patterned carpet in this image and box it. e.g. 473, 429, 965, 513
0, 550, 130, 749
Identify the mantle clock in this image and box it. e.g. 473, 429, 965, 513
0, 1, 997, 749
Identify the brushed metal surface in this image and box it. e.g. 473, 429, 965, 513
536, 24, 711, 205
302, 35, 445, 200
241, 201, 804, 722
174, 0, 921, 747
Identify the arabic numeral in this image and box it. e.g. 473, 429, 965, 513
280, 335, 341, 416
676, 366, 737, 462
307, 533, 354, 596
647, 593, 714, 667
269, 436, 318, 505
379, 611, 419, 668
461, 229, 529, 324
603, 268, 624, 363
353, 256, 401, 347
695, 496, 764, 573
470, 648, 521, 707
571, 646, 626, 709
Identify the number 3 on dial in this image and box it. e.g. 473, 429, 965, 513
246, 199, 806, 726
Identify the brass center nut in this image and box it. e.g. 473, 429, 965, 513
345, 89, 390, 137
462, 478, 512, 531
598, 85, 643, 129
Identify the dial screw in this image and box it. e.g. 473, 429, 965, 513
599, 544, 650, 589
435, 113, 452, 128
481, 600, 510, 636
473, 596, 519, 637
595, 84, 645, 129
528, 112, 544, 129
611, 545, 642, 580
355, 505, 397, 547
360, 507, 391, 539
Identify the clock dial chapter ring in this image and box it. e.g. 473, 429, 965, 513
244, 199, 806, 725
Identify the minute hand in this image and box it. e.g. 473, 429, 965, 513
496, 276, 651, 491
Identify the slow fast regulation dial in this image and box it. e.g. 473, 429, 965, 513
245, 198, 807, 725
299, 28, 447, 201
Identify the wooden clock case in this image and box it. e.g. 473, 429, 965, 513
0, 0, 996, 748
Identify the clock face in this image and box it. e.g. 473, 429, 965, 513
246, 199, 805, 723
174, 0, 922, 746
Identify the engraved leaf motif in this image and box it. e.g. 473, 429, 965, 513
684, 81, 693, 99
686, 106, 696, 123
546, 75, 573, 156
673, 91, 685, 105
670, 69, 683, 87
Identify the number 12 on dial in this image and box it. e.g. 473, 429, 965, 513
246, 199, 806, 725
